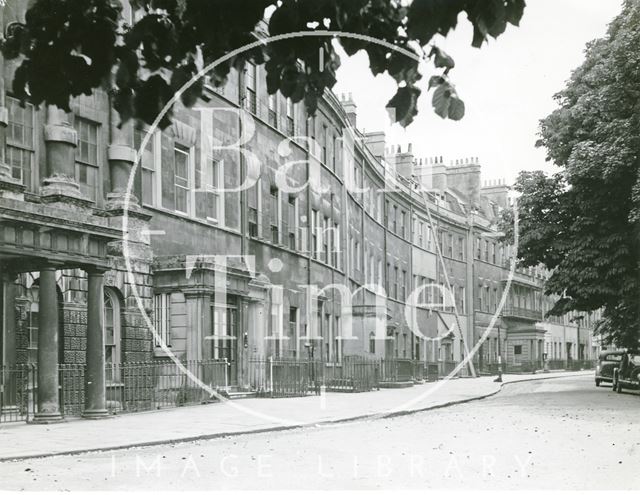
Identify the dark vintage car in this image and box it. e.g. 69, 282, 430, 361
612, 351, 640, 393
595, 350, 625, 386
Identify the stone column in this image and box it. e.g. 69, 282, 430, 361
40, 105, 87, 202
1, 273, 17, 412
106, 105, 139, 211
83, 269, 109, 418
0, 6, 25, 200
33, 268, 62, 423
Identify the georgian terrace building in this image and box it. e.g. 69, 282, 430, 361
0, 3, 597, 423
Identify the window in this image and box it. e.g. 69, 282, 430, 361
369, 332, 376, 354
289, 306, 298, 341
401, 211, 406, 238
402, 269, 407, 301
332, 222, 340, 268
484, 240, 489, 262
154, 293, 171, 348
418, 221, 424, 246
392, 205, 397, 232
458, 236, 464, 260
104, 288, 121, 382
447, 233, 453, 258
288, 196, 297, 249
268, 94, 278, 128
286, 98, 294, 136
355, 241, 360, 270
332, 134, 338, 171
323, 216, 330, 263
385, 200, 390, 225
393, 266, 399, 299
514, 345, 522, 355
134, 128, 157, 206
26, 285, 39, 352
6, 96, 35, 189
491, 243, 496, 264
386, 262, 391, 294
485, 286, 491, 312
74, 117, 99, 201
311, 209, 319, 259
248, 178, 259, 237
244, 62, 257, 113
173, 145, 191, 214
476, 238, 481, 259
320, 124, 327, 162
323, 125, 329, 164
199, 155, 222, 222
270, 186, 279, 244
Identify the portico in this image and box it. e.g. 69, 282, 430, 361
0, 196, 120, 422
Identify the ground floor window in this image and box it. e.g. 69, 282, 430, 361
154, 293, 172, 348
104, 288, 121, 381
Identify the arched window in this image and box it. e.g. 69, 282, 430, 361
104, 288, 121, 382
26, 286, 39, 358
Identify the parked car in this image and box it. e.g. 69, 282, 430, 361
595, 350, 625, 386
612, 351, 640, 393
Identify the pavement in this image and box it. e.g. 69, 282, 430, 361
0, 370, 593, 462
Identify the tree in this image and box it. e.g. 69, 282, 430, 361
502, 0, 640, 348
1, 0, 525, 128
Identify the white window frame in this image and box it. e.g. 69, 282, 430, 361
134, 128, 161, 207
154, 293, 172, 349
172, 144, 195, 216
201, 155, 224, 224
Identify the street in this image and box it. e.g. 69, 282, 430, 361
0, 375, 637, 490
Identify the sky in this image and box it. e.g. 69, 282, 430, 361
333, 0, 623, 185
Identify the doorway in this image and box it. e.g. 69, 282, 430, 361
210, 301, 239, 385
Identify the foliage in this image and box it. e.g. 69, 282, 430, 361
501, 0, 640, 348
2, 0, 525, 128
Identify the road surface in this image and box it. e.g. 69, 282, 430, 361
0, 375, 637, 490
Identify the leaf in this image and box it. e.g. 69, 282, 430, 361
448, 95, 465, 120
406, 0, 465, 45
430, 46, 455, 69
432, 83, 451, 119
386, 85, 421, 127
428, 75, 445, 89
505, 0, 526, 26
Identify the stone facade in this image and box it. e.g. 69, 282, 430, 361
0, 1, 602, 421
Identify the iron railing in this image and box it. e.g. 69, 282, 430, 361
2, 357, 492, 423
249, 357, 319, 398
0, 365, 36, 424
107, 359, 229, 413
322, 356, 380, 392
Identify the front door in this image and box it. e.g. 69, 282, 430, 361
211, 303, 239, 385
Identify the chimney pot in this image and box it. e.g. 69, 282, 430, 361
408, 143, 412, 153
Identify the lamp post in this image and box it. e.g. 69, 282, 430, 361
570, 315, 584, 367
304, 341, 315, 387
494, 324, 503, 383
